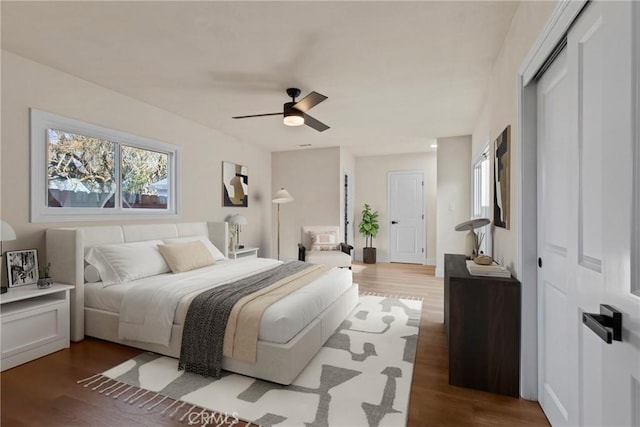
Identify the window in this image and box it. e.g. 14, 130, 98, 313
472, 146, 491, 255
31, 109, 178, 222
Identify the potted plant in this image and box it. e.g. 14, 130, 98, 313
359, 203, 379, 264
37, 262, 53, 289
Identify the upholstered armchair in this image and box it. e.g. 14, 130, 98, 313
297, 226, 353, 269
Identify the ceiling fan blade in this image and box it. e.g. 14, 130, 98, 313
232, 112, 282, 119
293, 91, 327, 112
303, 113, 330, 132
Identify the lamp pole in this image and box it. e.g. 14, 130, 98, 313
272, 188, 293, 261
277, 203, 281, 260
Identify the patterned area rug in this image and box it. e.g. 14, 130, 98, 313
79, 294, 422, 426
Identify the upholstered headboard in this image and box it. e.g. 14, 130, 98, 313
46, 221, 229, 342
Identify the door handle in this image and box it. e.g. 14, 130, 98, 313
391, 221, 398, 224
582, 304, 622, 344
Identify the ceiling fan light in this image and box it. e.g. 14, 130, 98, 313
283, 113, 304, 127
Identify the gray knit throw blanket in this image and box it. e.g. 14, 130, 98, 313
178, 260, 311, 378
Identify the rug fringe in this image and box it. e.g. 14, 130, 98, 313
99, 380, 120, 394
80, 375, 105, 388
162, 398, 180, 415
114, 384, 133, 399
106, 382, 126, 396
359, 291, 423, 301
179, 404, 196, 422
76, 373, 101, 384
148, 395, 168, 411
170, 400, 187, 417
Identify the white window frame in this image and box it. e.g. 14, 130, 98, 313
472, 143, 491, 255
30, 109, 180, 222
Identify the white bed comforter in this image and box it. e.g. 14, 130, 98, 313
118, 258, 282, 346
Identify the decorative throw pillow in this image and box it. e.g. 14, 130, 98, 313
309, 230, 339, 251
157, 240, 216, 273
162, 235, 226, 260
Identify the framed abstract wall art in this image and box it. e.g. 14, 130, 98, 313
494, 125, 510, 229
222, 161, 248, 207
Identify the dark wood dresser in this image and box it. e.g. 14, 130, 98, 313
444, 253, 521, 397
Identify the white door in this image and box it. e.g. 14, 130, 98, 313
537, 2, 639, 426
388, 171, 424, 264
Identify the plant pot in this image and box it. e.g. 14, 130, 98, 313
37, 277, 53, 289
363, 247, 377, 264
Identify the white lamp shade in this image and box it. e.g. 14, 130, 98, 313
272, 188, 293, 204
229, 214, 248, 225
0, 220, 16, 242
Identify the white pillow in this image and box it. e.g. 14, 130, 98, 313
162, 235, 226, 260
84, 264, 101, 283
85, 240, 170, 287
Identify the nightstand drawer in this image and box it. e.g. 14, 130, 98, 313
2, 300, 69, 360
229, 247, 259, 260
1, 290, 71, 371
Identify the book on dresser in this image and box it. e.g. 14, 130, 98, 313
465, 260, 512, 278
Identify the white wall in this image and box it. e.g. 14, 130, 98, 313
436, 135, 471, 276
471, 0, 556, 273
354, 152, 437, 264
0, 51, 273, 267
470, 0, 556, 400
271, 147, 341, 260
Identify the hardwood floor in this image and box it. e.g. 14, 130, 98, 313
1, 262, 549, 426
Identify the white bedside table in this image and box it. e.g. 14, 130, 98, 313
0, 283, 74, 371
229, 247, 259, 260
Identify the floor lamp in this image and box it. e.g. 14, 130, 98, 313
272, 188, 293, 260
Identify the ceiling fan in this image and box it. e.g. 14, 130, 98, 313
232, 88, 330, 132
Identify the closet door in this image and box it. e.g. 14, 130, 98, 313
537, 1, 638, 425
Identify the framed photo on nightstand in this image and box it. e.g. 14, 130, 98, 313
6, 249, 39, 287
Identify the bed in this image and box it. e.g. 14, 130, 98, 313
46, 222, 358, 384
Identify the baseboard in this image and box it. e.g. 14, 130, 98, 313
435, 267, 444, 278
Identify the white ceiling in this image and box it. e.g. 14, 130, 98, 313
1, 1, 518, 156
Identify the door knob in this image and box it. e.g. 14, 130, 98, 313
582, 304, 622, 344
391, 221, 398, 224
538, 257, 543, 268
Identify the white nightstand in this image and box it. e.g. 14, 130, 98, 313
0, 283, 74, 371
229, 247, 259, 260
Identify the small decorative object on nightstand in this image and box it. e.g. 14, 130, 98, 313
37, 262, 53, 289
229, 214, 248, 250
